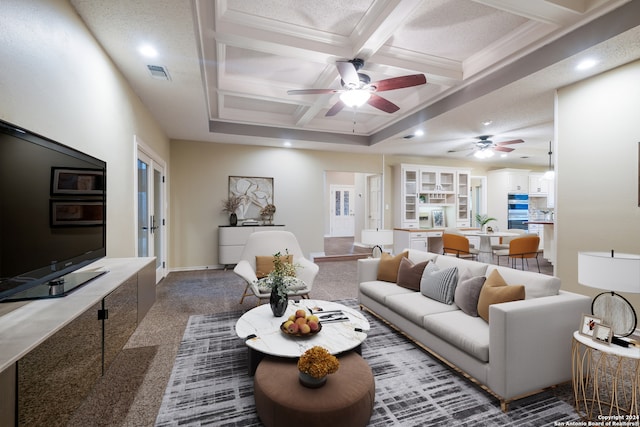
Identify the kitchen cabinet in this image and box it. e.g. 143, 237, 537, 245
528, 173, 549, 195
456, 171, 471, 227
508, 171, 529, 193
393, 229, 443, 254
394, 164, 470, 228
394, 165, 420, 228
487, 168, 531, 231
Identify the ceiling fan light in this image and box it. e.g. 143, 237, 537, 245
340, 90, 370, 107
474, 149, 494, 159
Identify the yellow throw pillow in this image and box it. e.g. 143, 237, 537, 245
477, 270, 525, 322
377, 251, 408, 283
255, 255, 293, 279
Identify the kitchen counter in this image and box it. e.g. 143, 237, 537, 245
526, 221, 555, 265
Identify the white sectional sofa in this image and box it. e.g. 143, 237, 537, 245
357, 249, 591, 410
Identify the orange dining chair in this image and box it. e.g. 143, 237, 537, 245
442, 233, 479, 259
494, 235, 541, 272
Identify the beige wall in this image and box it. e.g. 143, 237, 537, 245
169, 141, 383, 268
0, 0, 170, 257
556, 60, 640, 310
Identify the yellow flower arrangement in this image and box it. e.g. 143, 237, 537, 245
297, 346, 340, 379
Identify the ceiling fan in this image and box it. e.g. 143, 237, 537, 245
287, 58, 427, 117
448, 135, 524, 158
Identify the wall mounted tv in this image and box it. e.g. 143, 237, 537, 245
0, 120, 107, 302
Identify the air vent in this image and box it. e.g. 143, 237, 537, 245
403, 134, 415, 139
146, 65, 171, 81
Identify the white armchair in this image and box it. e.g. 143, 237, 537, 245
234, 230, 319, 304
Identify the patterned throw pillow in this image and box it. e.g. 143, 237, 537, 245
397, 257, 428, 291
377, 251, 408, 283
420, 263, 458, 304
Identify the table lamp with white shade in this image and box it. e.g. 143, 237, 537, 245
361, 229, 393, 258
578, 251, 640, 346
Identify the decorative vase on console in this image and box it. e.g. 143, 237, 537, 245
221, 195, 242, 227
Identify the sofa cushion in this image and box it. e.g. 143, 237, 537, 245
385, 292, 458, 326
485, 265, 560, 299
407, 250, 439, 265
423, 311, 490, 362
434, 256, 489, 279
454, 272, 486, 317
477, 270, 525, 322
377, 251, 408, 282
420, 263, 458, 304
397, 257, 428, 291
359, 280, 414, 304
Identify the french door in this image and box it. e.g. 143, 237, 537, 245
330, 185, 355, 237
136, 143, 166, 283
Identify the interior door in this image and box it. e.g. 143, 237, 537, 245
137, 148, 166, 283
367, 174, 381, 229
330, 185, 355, 237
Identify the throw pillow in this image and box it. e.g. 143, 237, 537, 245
420, 263, 458, 304
477, 270, 525, 322
397, 257, 428, 291
454, 274, 486, 317
377, 251, 408, 283
255, 254, 293, 279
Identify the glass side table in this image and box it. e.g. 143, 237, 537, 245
572, 331, 640, 421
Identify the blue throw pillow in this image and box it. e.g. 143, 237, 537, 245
420, 263, 458, 304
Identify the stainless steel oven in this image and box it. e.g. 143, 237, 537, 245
507, 194, 529, 230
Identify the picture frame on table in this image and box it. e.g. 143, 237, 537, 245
578, 314, 602, 338
432, 209, 445, 228
592, 324, 613, 345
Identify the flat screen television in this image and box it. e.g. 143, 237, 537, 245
0, 120, 107, 302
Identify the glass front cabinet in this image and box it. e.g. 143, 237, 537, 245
395, 164, 471, 229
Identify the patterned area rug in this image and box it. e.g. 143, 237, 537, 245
155, 300, 580, 426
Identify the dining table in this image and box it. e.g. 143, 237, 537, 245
461, 230, 520, 264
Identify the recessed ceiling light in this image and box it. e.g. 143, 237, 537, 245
414, 130, 424, 137
139, 44, 158, 58
283, 141, 292, 147
576, 59, 598, 71
482, 120, 492, 126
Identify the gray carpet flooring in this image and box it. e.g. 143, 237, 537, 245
155, 300, 580, 426
69, 258, 571, 426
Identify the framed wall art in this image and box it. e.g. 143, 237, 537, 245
50, 200, 104, 226
51, 168, 105, 195
228, 176, 274, 220
432, 209, 445, 228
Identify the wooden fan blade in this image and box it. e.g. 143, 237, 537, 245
371, 74, 426, 92
336, 61, 359, 87
325, 100, 346, 117
496, 139, 524, 145
494, 146, 515, 152
367, 93, 399, 113
287, 89, 341, 95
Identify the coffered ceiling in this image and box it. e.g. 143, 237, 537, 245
70, 0, 640, 166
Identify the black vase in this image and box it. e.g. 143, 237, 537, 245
229, 213, 238, 226
270, 288, 288, 317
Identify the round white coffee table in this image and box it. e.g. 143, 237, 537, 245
235, 299, 370, 375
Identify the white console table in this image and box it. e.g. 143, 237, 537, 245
0, 257, 155, 426
219, 225, 285, 267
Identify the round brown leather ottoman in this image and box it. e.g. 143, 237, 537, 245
254, 352, 375, 427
